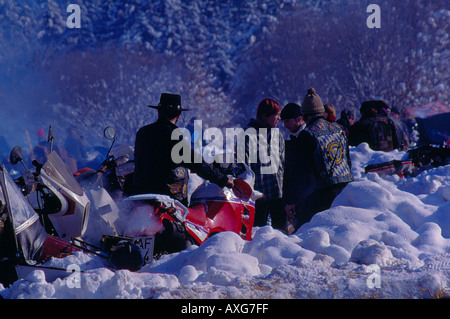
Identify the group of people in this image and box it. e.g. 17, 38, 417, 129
133, 89, 411, 235
246, 88, 354, 234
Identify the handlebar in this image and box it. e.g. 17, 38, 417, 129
32, 160, 43, 174
115, 154, 130, 166
99, 154, 130, 172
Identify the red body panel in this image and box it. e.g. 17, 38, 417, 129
168, 199, 255, 244
38, 235, 81, 263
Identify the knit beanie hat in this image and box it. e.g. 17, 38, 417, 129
301, 88, 325, 115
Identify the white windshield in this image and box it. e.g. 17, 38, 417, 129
43, 151, 84, 196
3, 168, 39, 235
0, 181, 6, 216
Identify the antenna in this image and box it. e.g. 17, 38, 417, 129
48, 125, 54, 153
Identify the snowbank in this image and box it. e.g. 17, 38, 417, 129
1, 143, 449, 299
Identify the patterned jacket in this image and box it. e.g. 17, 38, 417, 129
244, 119, 285, 201
295, 116, 353, 199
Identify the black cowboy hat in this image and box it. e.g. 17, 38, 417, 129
148, 93, 191, 112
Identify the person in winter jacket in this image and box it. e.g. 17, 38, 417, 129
348, 100, 400, 152
293, 88, 353, 230
133, 93, 233, 205
244, 98, 285, 230
280, 103, 306, 232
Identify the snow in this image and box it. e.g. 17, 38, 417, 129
1, 142, 449, 299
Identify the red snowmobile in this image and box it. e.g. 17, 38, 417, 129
123, 175, 259, 259
76, 126, 261, 262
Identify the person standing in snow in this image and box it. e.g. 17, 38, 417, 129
132, 93, 233, 205
294, 88, 353, 230
244, 98, 285, 230
281, 103, 306, 234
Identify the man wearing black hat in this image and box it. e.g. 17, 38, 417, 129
280, 103, 305, 233
133, 93, 233, 205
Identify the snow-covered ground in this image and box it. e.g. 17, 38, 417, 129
1, 143, 449, 299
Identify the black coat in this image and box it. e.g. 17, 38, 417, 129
349, 115, 399, 152
133, 118, 229, 204
283, 134, 302, 207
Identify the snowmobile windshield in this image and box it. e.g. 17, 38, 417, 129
0, 183, 5, 213
3, 168, 39, 235
43, 151, 84, 196
1, 166, 48, 264
0, 180, 7, 237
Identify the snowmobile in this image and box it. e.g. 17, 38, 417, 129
9, 126, 91, 241
7, 126, 145, 275
0, 164, 80, 286
124, 175, 259, 259
77, 126, 261, 262
364, 144, 450, 177
120, 143, 261, 259
75, 126, 135, 200
73, 126, 137, 245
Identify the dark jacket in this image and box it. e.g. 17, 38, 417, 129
390, 116, 410, 151
349, 114, 399, 152
295, 115, 353, 201
336, 118, 350, 137
283, 131, 303, 207
133, 118, 229, 204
